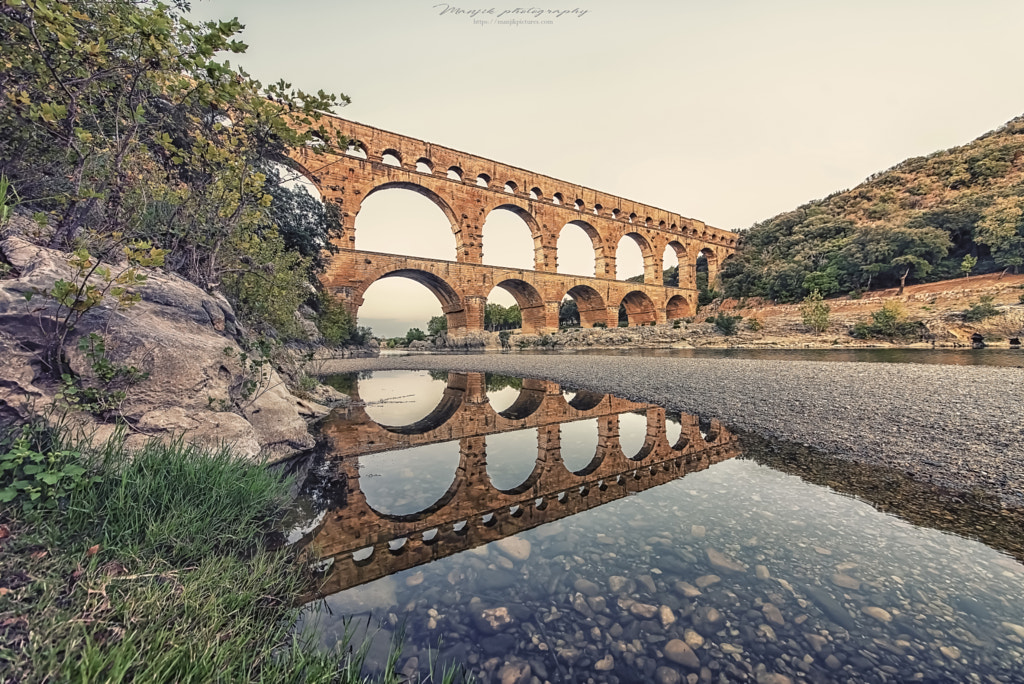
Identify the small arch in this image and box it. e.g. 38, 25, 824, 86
645, 217, 653, 227
416, 158, 433, 174
659, 220, 666, 228
447, 166, 463, 181
381, 149, 402, 167
552, 192, 563, 205
619, 290, 657, 326
593, 203, 603, 216
504, 181, 518, 194
612, 208, 621, 220
667, 294, 693, 320
564, 284, 607, 328
574, 199, 585, 212
628, 212, 637, 224
346, 142, 368, 159
566, 388, 606, 411
476, 173, 491, 188
498, 386, 546, 420
529, 187, 542, 200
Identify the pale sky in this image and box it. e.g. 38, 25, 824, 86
192, 0, 1024, 337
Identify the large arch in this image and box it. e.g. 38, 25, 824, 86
492, 278, 546, 333
482, 204, 539, 270
359, 442, 462, 520
557, 221, 601, 277
666, 294, 693, 321
615, 232, 654, 282
563, 284, 608, 328
357, 268, 466, 332
619, 290, 657, 326
356, 182, 461, 259
485, 429, 543, 494
697, 247, 719, 287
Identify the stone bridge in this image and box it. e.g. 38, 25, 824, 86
287, 116, 737, 334
302, 373, 740, 595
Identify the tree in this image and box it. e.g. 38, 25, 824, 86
960, 254, 977, 279
405, 328, 426, 343
559, 298, 579, 327
976, 197, 1024, 273
799, 290, 831, 334
427, 315, 447, 336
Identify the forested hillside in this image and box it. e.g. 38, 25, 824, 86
720, 116, 1024, 302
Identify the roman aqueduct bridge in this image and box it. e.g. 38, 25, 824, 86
288, 116, 737, 334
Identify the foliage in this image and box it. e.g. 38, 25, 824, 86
850, 301, 923, 339
58, 333, 149, 414
722, 115, 1024, 299
315, 295, 355, 346
746, 318, 763, 331
960, 254, 978, 278
962, 295, 1001, 322
592, 321, 607, 328
405, 327, 426, 343
708, 313, 742, 336
559, 298, 579, 327
498, 330, 512, 349
0, 174, 18, 227
428, 314, 448, 336
262, 165, 342, 277
799, 289, 831, 334
485, 302, 521, 331
0, 0, 350, 343
485, 374, 523, 392
0, 423, 99, 509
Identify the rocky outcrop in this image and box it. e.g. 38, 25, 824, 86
0, 233, 329, 461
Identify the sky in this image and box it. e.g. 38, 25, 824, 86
190, 0, 1024, 337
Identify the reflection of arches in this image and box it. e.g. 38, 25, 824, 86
485, 429, 543, 494
557, 221, 601, 277
482, 205, 538, 269
666, 294, 693, 320
360, 442, 461, 520
560, 418, 601, 474
617, 412, 648, 459
567, 389, 605, 411
563, 285, 607, 328
619, 290, 657, 326
493, 278, 545, 333
376, 386, 464, 435
498, 386, 546, 420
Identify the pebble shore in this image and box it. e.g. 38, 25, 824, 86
320, 353, 1024, 508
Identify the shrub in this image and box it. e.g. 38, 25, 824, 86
1019, 293, 1024, 304
317, 296, 356, 346
963, 295, 1001, 322
850, 301, 923, 339
672, 319, 681, 329
746, 318, 763, 332
709, 313, 742, 336
800, 289, 831, 334
593, 322, 607, 328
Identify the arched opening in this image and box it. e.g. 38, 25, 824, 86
358, 269, 461, 340
560, 419, 601, 474
663, 241, 686, 287
563, 284, 607, 328
484, 285, 521, 332
574, 199, 584, 212
529, 187, 542, 200
486, 374, 524, 413
559, 295, 579, 328
615, 233, 649, 282
358, 370, 451, 428
628, 212, 637, 224
593, 203, 602, 216
447, 166, 463, 181
360, 442, 461, 518
381, 149, 402, 167
666, 294, 693, 321
552, 192, 563, 205
476, 173, 491, 188
488, 279, 545, 333
619, 290, 657, 326
416, 158, 433, 174
355, 184, 458, 260
497, 384, 546, 420
557, 221, 600, 277
665, 411, 684, 449
566, 389, 605, 412
504, 181, 517, 194
612, 209, 621, 220
696, 248, 717, 293
482, 205, 538, 270
618, 412, 648, 459
346, 142, 368, 159
486, 429, 542, 493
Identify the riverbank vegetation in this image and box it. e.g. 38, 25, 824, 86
0, 423, 467, 683
721, 115, 1024, 302
0, 0, 365, 353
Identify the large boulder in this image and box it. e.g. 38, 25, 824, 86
0, 235, 327, 461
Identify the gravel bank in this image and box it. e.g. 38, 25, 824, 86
320, 353, 1024, 508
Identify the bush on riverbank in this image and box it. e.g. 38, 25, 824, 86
0, 426, 427, 683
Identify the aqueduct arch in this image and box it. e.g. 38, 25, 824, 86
289, 115, 737, 335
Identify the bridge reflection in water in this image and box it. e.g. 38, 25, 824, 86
299, 372, 740, 598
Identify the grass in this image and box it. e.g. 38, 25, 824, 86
0, 425, 470, 683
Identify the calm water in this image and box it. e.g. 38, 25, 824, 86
285, 371, 1024, 684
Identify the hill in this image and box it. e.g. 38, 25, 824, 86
720, 115, 1024, 302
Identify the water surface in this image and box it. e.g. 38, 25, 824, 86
287, 371, 1024, 683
